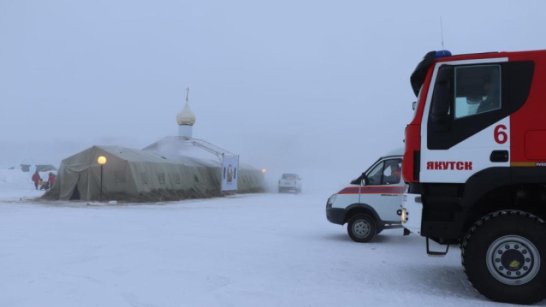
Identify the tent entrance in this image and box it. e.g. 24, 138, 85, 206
70, 185, 80, 200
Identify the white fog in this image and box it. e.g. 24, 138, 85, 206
1, 1, 546, 306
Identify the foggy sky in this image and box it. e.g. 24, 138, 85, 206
1, 0, 546, 186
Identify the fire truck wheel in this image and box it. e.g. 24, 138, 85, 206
461, 210, 546, 304
347, 214, 376, 243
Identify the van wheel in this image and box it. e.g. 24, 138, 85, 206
347, 214, 376, 243
461, 210, 546, 304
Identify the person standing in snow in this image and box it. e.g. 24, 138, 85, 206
31, 170, 41, 190
48, 172, 56, 189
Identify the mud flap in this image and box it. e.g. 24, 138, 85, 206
426, 237, 449, 256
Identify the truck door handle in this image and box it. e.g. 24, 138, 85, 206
490, 150, 509, 162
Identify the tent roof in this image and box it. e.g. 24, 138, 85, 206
101, 146, 170, 163
143, 136, 233, 166
97, 145, 220, 168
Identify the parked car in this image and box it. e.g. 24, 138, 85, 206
326, 149, 404, 242
278, 173, 302, 193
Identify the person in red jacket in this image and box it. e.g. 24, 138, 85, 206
48, 172, 56, 189
31, 170, 41, 190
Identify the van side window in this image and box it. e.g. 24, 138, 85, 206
366, 159, 402, 185
454, 65, 501, 119
366, 162, 384, 185
382, 159, 402, 185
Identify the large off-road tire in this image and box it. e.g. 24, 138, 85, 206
461, 210, 546, 304
347, 214, 377, 243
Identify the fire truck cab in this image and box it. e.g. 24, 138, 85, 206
401, 50, 546, 304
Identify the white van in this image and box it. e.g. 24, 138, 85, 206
278, 173, 302, 193
326, 150, 404, 242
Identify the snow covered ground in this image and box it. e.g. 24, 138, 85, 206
0, 171, 539, 306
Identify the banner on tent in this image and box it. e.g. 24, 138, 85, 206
221, 155, 239, 192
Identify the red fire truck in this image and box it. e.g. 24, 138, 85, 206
401, 50, 546, 304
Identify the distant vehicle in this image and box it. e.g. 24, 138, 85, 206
326, 150, 404, 242
278, 173, 302, 193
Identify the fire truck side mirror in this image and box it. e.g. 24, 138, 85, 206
412, 101, 417, 110
361, 176, 368, 186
